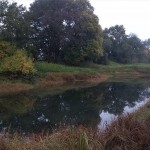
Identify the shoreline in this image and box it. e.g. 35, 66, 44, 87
0, 71, 150, 96
0, 102, 150, 150
0, 73, 110, 96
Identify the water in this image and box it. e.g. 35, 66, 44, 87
0, 80, 150, 133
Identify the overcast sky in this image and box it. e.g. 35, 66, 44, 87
9, 0, 150, 40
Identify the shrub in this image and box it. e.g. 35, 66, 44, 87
0, 41, 16, 61
0, 50, 36, 75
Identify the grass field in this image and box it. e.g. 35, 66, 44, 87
0, 61, 150, 76
35, 62, 96, 74
35, 61, 150, 75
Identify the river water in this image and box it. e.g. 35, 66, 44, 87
0, 79, 150, 133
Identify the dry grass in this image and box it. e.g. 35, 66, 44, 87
39, 73, 109, 88
136, 102, 150, 126
0, 83, 33, 96
0, 73, 109, 96
0, 114, 150, 150
102, 115, 150, 150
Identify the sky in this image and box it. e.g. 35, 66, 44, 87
9, 0, 150, 40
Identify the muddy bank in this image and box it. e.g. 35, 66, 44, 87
1, 71, 149, 96
0, 73, 110, 96
38, 73, 110, 87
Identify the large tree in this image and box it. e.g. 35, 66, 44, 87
103, 25, 127, 62
144, 38, 150, 50
29, 0, 103, 65
0, 1, 31, 50
103, 25, 145, 63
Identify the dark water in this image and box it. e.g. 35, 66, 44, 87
0, 80, 150, 133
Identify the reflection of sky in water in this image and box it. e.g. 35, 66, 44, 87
99, 111, 117, 128
99, 87, 150, 128
38, 114, 49, 122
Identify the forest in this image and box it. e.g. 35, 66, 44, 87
0, 0, 150, 76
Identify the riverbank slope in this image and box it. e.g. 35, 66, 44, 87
0, 62, 150, 95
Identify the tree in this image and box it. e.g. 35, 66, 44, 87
0, 1, 32, 51
126, 34, 145, 63
144, 38, 150, 50
103, 25, 127, 62
0, 0, 8, 26
29, 0, 103, 65
103, 25, 145, 63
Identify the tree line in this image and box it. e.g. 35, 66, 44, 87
0, 0, 150, 71
0, 0, 103, 66
103, 25, 150, 64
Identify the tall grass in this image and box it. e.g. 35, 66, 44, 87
1, 114, 150, 150
35, 62, 96, 74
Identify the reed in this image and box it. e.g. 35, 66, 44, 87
0, 113, 150, 150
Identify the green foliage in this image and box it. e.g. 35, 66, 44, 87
0, 41, 16, 61
63, 10, 103, 65
0, 0, 148, 66
64, 48, 86, 66
0, 1, 30, 47
144, 38, 150, 50
77, 132, 91, 150
29, 0, 103, 65
103, 25, 145, 64
0, 50, 36, 75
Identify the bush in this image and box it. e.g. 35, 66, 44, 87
0, 41, 16, 61
0, 50, 36, 75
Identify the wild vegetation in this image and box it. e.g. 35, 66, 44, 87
0, 113, 150, 150
0, 0, 150, 69
0, 0, 150, 149
0, 0, 150, 80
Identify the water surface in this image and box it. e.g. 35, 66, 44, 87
0, 80, 150, 133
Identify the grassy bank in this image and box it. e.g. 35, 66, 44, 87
0, 113, 150, 150
0, 62, 150, 96
35, 62, 150, 75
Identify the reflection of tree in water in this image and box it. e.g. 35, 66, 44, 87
100, 83, 147, 115
35, 88, 103, 127
0, 87, 104, 133
0, 81, 149, 133
0, 95, 36, 119
0, 95, 36, 132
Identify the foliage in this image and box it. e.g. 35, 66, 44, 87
103, 25, 145, 64
0, 41, 16, 61
77, 132, 91, 150
0, 0, 149, 66
144, 38, 150, 50
0, 50, 36, 75
29, 0, 103, 65
0, 0, 31, 50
